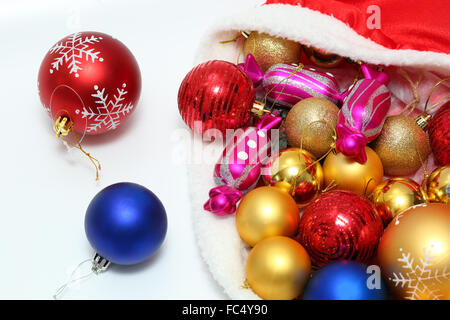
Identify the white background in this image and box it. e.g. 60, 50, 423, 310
0, 0, 262, 299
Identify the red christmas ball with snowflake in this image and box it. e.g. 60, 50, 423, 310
38, 31, 141, 135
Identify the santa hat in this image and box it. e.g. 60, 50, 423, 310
196, 0, 450, 73
189, 0, 450, 300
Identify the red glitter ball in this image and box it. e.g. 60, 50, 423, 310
178, 60, 255, 136
429, 102, 450, 166
297, 190, 383, 268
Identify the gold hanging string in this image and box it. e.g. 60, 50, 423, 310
322, 179, 337, 193
219, 34, 241, 44
236, 42, 245, 66
352, 63, 362, 86
289, 120, 337, 194
397, 68, 423, 116
413, 135, 430, 187
364, 178, 375, 198
263, 64, 304, 111
218, 31, 247, 65
61, 130, 101, 181
423, 77, 450, 114
428, 93, 450, 111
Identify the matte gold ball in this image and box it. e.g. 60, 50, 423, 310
372, 115, 431, 176
246, 236, 311, 300
262, 148, 324, 207
285, 98, 339, 158
236, 186, 299, 247
243, 32, 301, 72
323, 146, 383, 196
378, 203, 450, 300
371, 177, 428, 227
427, 166, 450, 204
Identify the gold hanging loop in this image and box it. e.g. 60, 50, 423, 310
54, 116, 102, 181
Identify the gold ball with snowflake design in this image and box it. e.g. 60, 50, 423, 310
378, 203, 450, 300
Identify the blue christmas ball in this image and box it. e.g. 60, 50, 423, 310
303, 261, 388, 300
85, 182, 168, 265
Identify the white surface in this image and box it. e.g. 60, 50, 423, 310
0, 0, 260, 300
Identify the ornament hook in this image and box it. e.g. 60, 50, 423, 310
53, 253, 110, 300
54, 116, 73, 138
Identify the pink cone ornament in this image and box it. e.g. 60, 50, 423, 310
239, 54, 341, 108
336, 64, 391, 163
204, 114, 282, 215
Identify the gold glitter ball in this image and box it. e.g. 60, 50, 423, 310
285, 98, 339, 158
372, 115, 431, 176
243, 32, 302, 72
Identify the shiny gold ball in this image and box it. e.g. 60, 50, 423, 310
246, 236, 311, 300
372, 115, 431, 176
285, 98, 339, 159
371, 178, 428, 227
243, 32, 301, 72
262, 148, 324, 207
378, 203, 450, 300
302, 46, 344, 68
427, 166, 450, 204
323, 146, 383, 196
236, 186, 299, 247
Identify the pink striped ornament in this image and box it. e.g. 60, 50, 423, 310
336, 64, 391, 163
204, 114, 281, 215
240, 54, 341, 108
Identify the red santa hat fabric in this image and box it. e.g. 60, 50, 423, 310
266, 0, 450, 55
195, 0, 450, 74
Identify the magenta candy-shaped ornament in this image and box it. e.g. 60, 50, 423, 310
203, 114, 282, 215
239, 54, 341, 108
336, 64, 391, 163
204, 186, 242, 216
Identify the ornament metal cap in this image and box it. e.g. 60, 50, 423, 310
251, 101, 270, 117
241, 31, 251, 39
92, 253, 110, 273
54, 116, 73, 138
415, 113, 432, 130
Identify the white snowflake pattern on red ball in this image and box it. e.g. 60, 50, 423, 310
76, 83, 134, 133
48, 32, 104, 78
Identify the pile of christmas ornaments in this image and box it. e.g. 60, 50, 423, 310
178, 32, 450, 300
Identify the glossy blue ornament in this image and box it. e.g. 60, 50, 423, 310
303, 261, 388, 300
85, 182, 167, 266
